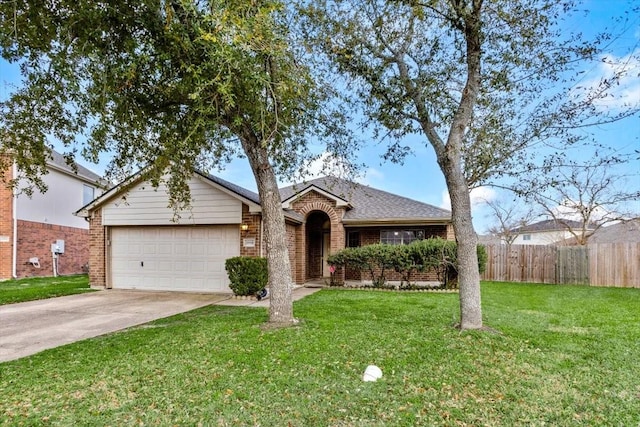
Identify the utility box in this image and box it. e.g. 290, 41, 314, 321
51, 239, 65, 254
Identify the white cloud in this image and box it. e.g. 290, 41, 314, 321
551, 199, 611, 223
278, 152, 382, 187
439, 186, 497, 211
355, 167, 384, 186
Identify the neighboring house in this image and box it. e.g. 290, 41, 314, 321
477, 234, 503, 246
509, 219, 595, 246
0, 151, 104, 280
581, 219, 640, 244
76, 172, 453, 292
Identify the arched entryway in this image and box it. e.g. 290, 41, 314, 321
306, 211, 331, 280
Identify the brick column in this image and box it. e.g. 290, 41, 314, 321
446, 223, 455, 240
0, 162, 14, 280
89, 209, 106, 288
239, 204, 261, 257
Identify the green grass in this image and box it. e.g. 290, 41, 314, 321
1, 282, 639, 426
0, 275, 93, 305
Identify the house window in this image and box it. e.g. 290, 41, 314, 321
380, 230, 419, 245
347, 231, 360, 248
522, 234, 531, 241
83, 184, 95, 205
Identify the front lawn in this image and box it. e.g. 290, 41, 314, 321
0, 275, 92, 305
1, 282, 639, 425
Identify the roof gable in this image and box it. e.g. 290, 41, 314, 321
76, 169, 261, 217
281, 184, 351, 209
279, 176, 451, 223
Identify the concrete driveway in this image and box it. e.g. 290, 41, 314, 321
0, 290, 229, 363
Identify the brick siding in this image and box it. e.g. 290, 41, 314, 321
15, 220, 89, 278
89, 209, 106, 287
289, 190, 346, 282
0, 163, 13, 279
285, 222, 299, 283
239, 204, 261, 258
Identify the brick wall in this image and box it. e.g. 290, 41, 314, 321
446, 224, 455, 240
285, 222, 298, 283
0, 162, 13, 280
289, 190, 346, 281
239, 204, 261, 258
15, 220, 89, 278
293, 223, 305, 284
89, 209, 106, 287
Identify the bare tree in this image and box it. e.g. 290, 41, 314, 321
518, 154, 640, 245
484, 197, 539, 247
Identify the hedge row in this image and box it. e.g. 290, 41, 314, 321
327, 238, 487, 289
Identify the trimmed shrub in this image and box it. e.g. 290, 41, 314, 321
328, 238, 487, 289
328, 244, 396, 287
224, 256, 268, 296
408, 238, 457, 287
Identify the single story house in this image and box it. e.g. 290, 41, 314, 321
76, 171, 453, 292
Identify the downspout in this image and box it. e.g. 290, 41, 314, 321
11, 162, 17, 278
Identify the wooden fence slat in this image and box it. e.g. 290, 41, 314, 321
481, 243, 640, 288
557, 246, 589, 285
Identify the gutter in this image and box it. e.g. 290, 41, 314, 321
341, 218, 452, 227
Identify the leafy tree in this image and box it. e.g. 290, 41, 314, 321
0, 0, 346, 325
299, 0, 639, 329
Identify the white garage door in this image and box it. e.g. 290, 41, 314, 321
110, 226, 239, 292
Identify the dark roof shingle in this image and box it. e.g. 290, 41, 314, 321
200, 171, 260, 204
279, 176, 451, 222
588, 219, 640, 243
49, 150, 103, 184
512, 219, 594, 233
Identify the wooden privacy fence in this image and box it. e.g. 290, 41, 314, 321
481, 243, 640, 288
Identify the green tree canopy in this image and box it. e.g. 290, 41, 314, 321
0, 0, 352, 324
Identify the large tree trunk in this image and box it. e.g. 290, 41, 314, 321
440, 155, 482, 329
239, 131, 295, 325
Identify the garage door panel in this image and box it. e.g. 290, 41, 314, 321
173, 260, 190, 273
110, 225, 239, 292
143, 244, 157, 255
190, 244, 206, 256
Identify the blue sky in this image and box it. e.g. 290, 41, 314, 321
1, 0, 638, 232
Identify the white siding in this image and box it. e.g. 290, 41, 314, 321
102, 176, 242, 226
16, 168, 100, 230
513, 230, 573, 245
